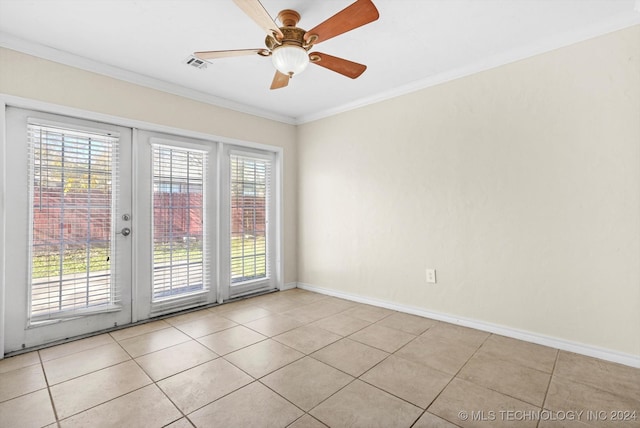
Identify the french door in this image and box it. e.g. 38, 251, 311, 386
4, 108, 133, 352
3, 107, 280, 354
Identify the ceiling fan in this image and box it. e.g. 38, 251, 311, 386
193, 0, 379, 89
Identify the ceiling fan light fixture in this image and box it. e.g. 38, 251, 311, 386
194, 0, 380, 89
271, 45, 309, 77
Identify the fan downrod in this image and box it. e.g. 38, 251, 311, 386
277, 9, 301, 27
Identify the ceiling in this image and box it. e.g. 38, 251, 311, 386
1, 0, 639, 124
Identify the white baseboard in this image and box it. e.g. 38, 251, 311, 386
280, 282, 298, 291
296, 282, 640, 369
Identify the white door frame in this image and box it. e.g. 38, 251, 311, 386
219, 146, 280, 301
1, 102, 7, 358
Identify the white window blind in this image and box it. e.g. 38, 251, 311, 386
28, 122, 120, 321
152, 144, 208, 302
230, 153, 271, 284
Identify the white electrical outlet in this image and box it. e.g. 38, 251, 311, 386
426, 269, 437, 284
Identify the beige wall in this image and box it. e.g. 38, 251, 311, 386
0, 47, 298, 284
298, 26, 640, 357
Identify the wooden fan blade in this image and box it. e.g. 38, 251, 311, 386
270, 71, 290, 90
233, 0, 284, 39
304, 0, 379, 44
310, 52, 367, 79
194, 49, 267, 60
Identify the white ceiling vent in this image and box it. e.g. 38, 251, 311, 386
183, 55, 208, 70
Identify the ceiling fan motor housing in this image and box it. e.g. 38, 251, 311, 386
266, 10, 315, 77
265, 26, 309, 51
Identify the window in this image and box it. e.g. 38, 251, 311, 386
152, 144, 207, 300
28, 122, 119, 320
230, 154, 271, 284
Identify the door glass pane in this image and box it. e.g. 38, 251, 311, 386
230, 154, 270, 283
152, 145, 206, 300
28, 123, 119, 320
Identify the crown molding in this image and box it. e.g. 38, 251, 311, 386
0, 32, 297, 125
2, 11, 639, 127
296, 15, 640, 124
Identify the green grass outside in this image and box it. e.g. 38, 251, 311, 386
32, 237, 266, 279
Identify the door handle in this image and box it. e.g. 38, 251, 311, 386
118, 227, 131, 237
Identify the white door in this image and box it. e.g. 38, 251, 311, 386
133, 131, 217, 320
4, 108, 132, 353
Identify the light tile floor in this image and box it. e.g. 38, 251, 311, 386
1, 289, 639, 428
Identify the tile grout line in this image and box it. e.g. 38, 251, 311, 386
171, 330, 309, 417
549, 351, 640, 402
445, 332, 561, 409
50, 334, 157, 424
262, 298, 384, 424
358, 323, 450, 428
296, 322, 436, 427
88, 299, 326, 422
417, 331, 493, 427
242, 307, 416, 421
405, 324, 471, 428
302, 330, 435, 426
124, 335, 188, 426
256, 377, 315, 419
219, 304, 381, 426
112, 327, 250, 426
38, 349, 61, 427
536, 349, 561, 428
44, 307, 272, 425
40, 341, 132, 387
54, 331, 200, 424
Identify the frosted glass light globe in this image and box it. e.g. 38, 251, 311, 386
271, 45, 309, 76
